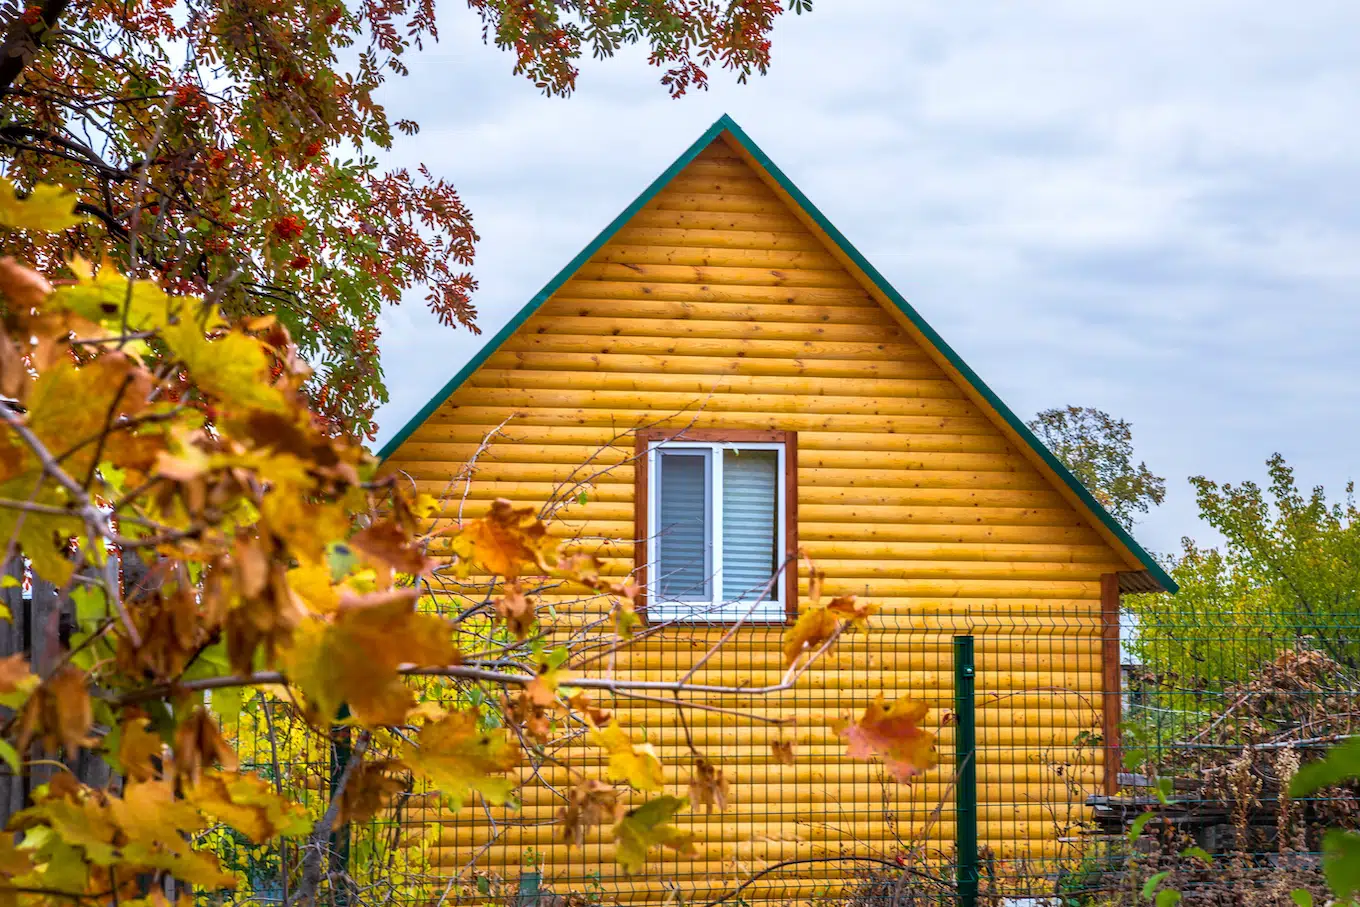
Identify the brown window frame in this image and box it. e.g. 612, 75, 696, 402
633, 428, 798, 625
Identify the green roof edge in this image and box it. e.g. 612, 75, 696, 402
373, 115, 735, 463
377, 113, 1177, 594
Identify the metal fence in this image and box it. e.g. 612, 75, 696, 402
2, 552, 1357, 907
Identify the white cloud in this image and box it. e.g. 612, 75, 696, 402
370, 0, 1360, 555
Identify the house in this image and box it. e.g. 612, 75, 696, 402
378, 115, 1174, 904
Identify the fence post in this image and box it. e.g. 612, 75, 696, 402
954, 635, 978, 907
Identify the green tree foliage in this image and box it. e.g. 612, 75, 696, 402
1028, 406, 1166, 530
1127, 453, 1360, 691
0, 0, 811, 437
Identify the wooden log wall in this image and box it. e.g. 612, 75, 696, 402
380, 138, 1125, 903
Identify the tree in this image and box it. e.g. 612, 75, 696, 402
1127, 453, 1360, 686
0, 0, 812, 437
0, 187, 933, 903
1028, 406, 1166, 530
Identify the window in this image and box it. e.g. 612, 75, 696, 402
636, 431, 796, 623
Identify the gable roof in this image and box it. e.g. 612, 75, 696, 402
378, 114, 1176, 594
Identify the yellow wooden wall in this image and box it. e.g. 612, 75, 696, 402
381, 137, 1125, 903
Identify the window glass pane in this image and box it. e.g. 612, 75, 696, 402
721, 449, 778, 603
656, 451, 711, 601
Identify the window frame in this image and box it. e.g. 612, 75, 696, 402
634, 429, 798, 625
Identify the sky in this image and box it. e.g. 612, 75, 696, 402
368, 0, 1360, 559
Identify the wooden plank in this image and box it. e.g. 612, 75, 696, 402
1101, 572, 1122, 796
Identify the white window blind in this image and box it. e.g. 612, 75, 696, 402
721, 449, 778, 602
648, 441, 784, 622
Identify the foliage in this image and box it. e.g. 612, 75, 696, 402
0, 0, 812, 437
1126, 454, 1360, 692
1028, 406, 1166, 530
0, 186, 936, 904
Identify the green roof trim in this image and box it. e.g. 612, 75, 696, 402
377, 113, 1176, 594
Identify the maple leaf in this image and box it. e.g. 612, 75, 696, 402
186, 769, 312, 843
781, 607, 841, 667
590, 722, 665, 792
688, 757, 729, 814
17, 666, 94, 757
403, 710, 519, 810
446, 499, 557, 579
0, 179, 84, 232
161, 314, 286, 414
558, 778, 620, 847
48, 256, 171, 332
350, 518, 435, 576
493, 581, 536, 639
834, 694, 938, 782
568, 691, 612, 728
770, 740, 796, 765
339, 760, 406, 826
173, 707, 238, 785
613, 796, 696, 874
826, 595, 875, 629
283, 588, 457, 726
117, 715, 165, 782
0, 654, 37, 707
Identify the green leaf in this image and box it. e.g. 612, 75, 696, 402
1142, 871, 1170, 900
1291, 738, 1360, 797
0, 738, 19, 773
327, 541, 359, 582
1324, 829, 1360, 899
577, 491, 588, 506
1179, 846, 1212, 865
1128, 811, 1157, 844
476, 876, 490, 895
1155, 890, 1182, 907
1291, 889, 1315, 907
71, 586, 105, 628
1154, 776, 1175, 805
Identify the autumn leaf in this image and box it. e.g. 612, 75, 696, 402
350, 518, 435, 576
770, 740, 796, 765
0, 654, 37, 708
117, 715, 165, 783
0, 180, 84, 232
613, 796, 696, 874
0, 256, 53, 311
161, 314, 286, 413
339, 760, 406, 826
826, 595, 875, 628
403, 710, 519, 810
568, 691, 612, 728
187, 769, 312, 843
17, 666, 94, 757
493, 581, 536, 639
173, 707, 238, 785
48, 256, 171, 332
688, 757, 729, 814
283, 588, 457, 726
781, 607, 840, 667
446, 499, 557, 579
590, 722, 665, 792
558, 779, 620, 847
834, 694, 938, 782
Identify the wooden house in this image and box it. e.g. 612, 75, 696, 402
378, 115, 1174, 904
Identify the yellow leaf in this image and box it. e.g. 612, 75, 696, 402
833, 694, 938, 782
781, 607, 840, 667
445, 499, 557, 580
161, 315, 285, 413
612, 796, 696, 874
589, 722, 664, 792
283, 588, 458, 726
403, 710, 519, 810
0, 180, 84, 232
117, 716, 164, 783
186, 770, 311, 843
47, 256, 172, 331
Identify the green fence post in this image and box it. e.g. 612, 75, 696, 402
954, 635, 978, 907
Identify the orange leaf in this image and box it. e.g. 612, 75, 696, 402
493, 581, 536, 639
557, 779, 620, 847
688, 757, 729, 814
834, 694, 938, 782
173, 707, 237, 785
339, 760, 406, 826
446, 499, 557, 580
770, 740, 796, 765
350, 519, 435, 576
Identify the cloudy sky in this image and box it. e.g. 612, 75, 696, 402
369, 0, 1360, 558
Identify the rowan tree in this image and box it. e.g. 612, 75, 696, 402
0, 0, 813, 437
0, 187, 934, 904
